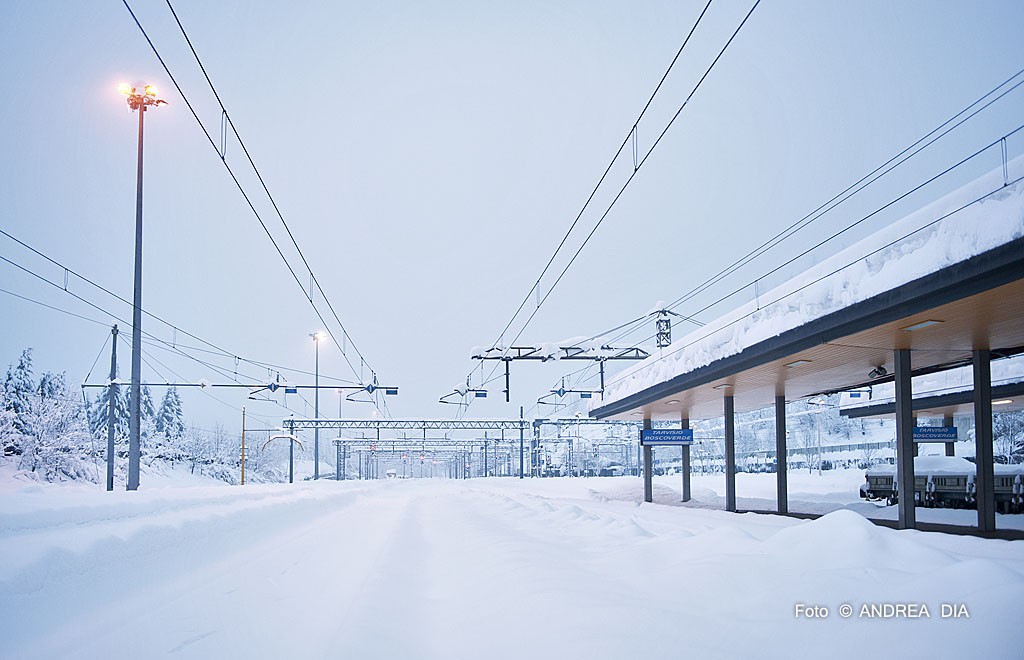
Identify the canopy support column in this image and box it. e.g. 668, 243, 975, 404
894, 349, 916, 530
725, 395, 736, 513
680, 416, 691, 502
775, 395, 788, 514
974, 350, 996, 532
643, 416, 653, 503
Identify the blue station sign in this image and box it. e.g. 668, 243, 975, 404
912, 426, 958, 442
640, 428, 694, 446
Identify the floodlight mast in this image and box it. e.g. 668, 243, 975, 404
118, 82, 166, 492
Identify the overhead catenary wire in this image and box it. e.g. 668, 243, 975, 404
597, 135, 1024, 392
599, 135, 1024, 394
122, 0, 384, 412
530, 67, 1024, 403
0, 285, 111, 329
482, 0, 717, 360
137, 335, 320, 415
460, 0, 761, 416
0, 249, 331, 418
663, 66, 1024, 316
119, 332, 285, 426
0, 242, 355, 398
83, 332, 113, 384
0, 226, 359, 387
162, 0, 372, 378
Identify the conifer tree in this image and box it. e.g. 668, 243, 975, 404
2, 348, 36, 453
90, 382, 129, 443
156, 387, 186, 440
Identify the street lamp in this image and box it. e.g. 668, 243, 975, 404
119, 82, 166, 492
310, 331, 325, 479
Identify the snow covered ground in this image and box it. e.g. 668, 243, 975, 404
2, 474, 1022, 659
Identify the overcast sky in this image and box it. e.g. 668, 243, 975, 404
1, 0, 1023, 434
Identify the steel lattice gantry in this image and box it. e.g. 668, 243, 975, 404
283, 419, 530, 431
284, 418, 532, 480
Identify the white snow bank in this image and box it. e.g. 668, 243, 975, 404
2, 476, 1023, 659
598, 156, 1024, 409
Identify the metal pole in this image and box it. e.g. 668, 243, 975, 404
106, 324, 118, 492
336, 442, 341, 481
127, 104, 145, 492
724, 395, 736, 512
288, 418, 295, 484
680, 415, 691, 502
241, 406, 246, 486
314, 337, 319, 480
943, 414, 956, 457
519, 407, 525, 479
894, 349, 915, 529
642, 417, 653, 503
775, 395, 787, 514
973, 350, 996, 532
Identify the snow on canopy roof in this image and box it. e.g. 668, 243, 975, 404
597, 156, 1024, 410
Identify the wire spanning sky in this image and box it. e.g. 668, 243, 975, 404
1, 0, 1023, 431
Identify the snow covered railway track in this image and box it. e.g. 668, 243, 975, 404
0, 482, 376, 658
0, 485, 351, 536
0, 484, 370, 579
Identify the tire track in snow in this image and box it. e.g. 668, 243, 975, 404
327, 493, 442, 659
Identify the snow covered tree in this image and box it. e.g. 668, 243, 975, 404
0, 404, 18, 456
2, 348, 36, 454
127, 385, 159, 456
994, 411, 1024, 463
155, 387, 186, 440
37, 371, 64, 399
89, 382, 129, 447
149, 387, 187, 463
127, 384, 157, 423
18, 371, 93, 481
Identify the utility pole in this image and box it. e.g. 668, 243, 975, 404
240, 407, 246, 486
519, 406, 525, 479
287, 417, 296, 484
105, 325, 119, 492
311, 332, 323, 479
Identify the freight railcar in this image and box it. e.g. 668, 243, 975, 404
860, 456, 1024, 513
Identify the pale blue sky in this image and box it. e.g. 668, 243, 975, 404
1, 0, 1023, 432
